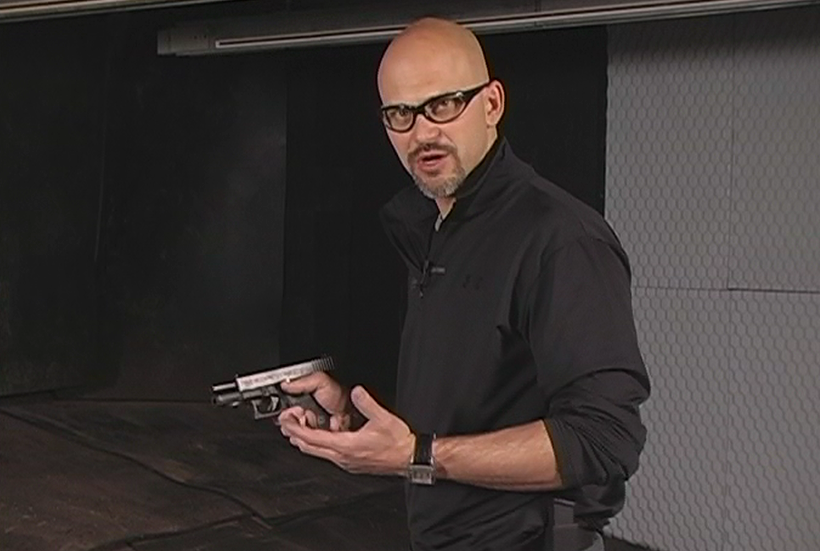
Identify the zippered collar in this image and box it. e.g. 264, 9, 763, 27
380, 137, 525, 270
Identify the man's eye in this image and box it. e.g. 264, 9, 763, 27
386, 106, 412, 122
429, 96, 463, 118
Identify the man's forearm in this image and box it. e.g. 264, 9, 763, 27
432, 420, 563, 491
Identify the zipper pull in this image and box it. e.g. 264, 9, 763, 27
419, 259, 431, 298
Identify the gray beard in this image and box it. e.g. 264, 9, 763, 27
411, 163, 467, 199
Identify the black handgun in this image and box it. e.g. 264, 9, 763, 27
211, 356, 334, 429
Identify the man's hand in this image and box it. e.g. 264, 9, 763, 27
279, 385, 415, 477
278, 371, 354, 431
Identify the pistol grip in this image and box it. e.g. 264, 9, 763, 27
281, 392, 331, 430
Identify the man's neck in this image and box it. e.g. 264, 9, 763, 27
434, 197, 456, 218
433, 133, 501, 219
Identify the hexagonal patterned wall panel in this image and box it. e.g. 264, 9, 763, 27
607, 16, 734, 290
726, 292, 820, 551
611, 288, 730, 551
606, 6, 820, 551
729, 14, 820, 292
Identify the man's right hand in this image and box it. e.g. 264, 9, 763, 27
279, 372, 355, 431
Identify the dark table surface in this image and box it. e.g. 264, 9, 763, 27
0, 400, 646, 551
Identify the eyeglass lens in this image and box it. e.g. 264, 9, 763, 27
384, 94, 468, 131
382, 84, 488, 132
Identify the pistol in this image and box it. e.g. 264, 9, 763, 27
212, 356, 334, 429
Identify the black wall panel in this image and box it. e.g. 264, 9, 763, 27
93, 20, 287, 400
0, 6, 605, 404
281, 44, 407, 403
0, 16, 111, 397
488, 27, 608, 214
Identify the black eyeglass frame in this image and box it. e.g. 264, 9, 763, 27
379, 81, 492, 133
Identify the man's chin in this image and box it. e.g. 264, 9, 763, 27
417, 184, 455, 200
413, 175, 461, 200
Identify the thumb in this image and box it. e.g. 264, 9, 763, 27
280, 374, 318, 394
350, 386, 384, 421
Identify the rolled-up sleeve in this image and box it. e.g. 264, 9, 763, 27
524, 235, 650, 489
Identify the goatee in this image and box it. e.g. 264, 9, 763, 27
412, 171, 465, 199
408, 144, 467, 199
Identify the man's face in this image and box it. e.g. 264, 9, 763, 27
379, 57, 492, 199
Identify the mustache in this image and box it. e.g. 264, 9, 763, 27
408, 143, 457, 164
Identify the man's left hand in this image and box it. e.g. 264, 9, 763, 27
279, 385, 415, 477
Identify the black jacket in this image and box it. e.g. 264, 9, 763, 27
380, 138, 650, 551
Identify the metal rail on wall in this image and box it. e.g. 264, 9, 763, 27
156, 0, 819, 55
0, 0, 228, 22
0, 0, 818, 46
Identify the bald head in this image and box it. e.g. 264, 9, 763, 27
378, 18, 489, 104
376, 18, 505, 208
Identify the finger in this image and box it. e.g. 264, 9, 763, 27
279, 416, 300, 437
277, 407, 306, 427
329, 414, 350, 432
303, 409, 318, 428
280, 372, 328, 394
349, 386, 385, 421
279, 406, 306, 418
289, 437, 343, 465
286, 422, 352, 450
279, 420, 298, 438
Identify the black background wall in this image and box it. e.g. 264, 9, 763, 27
93, 20, 288, 401
0, 6, 606, 406
0, 16, 111, 397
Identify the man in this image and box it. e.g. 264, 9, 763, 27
279, 17, 650, 551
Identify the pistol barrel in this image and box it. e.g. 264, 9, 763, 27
212, 390, 242, 406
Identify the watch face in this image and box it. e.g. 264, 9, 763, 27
408, 464, 435, 485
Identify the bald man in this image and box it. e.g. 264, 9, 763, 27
279, 18, 649, 551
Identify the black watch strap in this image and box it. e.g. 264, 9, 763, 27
408, 432, 436, 485
413, 433, 435, 465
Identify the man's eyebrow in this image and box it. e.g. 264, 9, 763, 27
381, 100, 412, 109
382, 90, 458, 109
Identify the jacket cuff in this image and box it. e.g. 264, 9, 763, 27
543, 417, 580, 489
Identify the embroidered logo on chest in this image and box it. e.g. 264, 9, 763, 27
461, 274, 484, 290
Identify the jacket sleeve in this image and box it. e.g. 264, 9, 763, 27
523, 235, 650, 490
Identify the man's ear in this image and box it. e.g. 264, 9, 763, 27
485, 80, 506, 126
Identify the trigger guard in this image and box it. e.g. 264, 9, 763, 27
251, 396, 281, 419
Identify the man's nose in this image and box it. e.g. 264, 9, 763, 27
411, 113, 442, 142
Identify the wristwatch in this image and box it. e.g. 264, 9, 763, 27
408, 432, 436, 485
